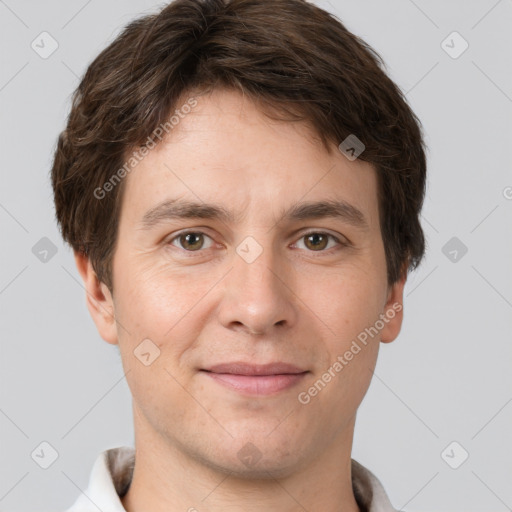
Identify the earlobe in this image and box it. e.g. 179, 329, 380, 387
380, 270, 407, 344
73, 251, 119, 345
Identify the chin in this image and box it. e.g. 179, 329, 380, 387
198, 431, 306, 479
202, 448, 301, 481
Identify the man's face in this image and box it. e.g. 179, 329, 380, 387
85, 88, 405, 477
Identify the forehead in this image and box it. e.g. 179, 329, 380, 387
118, 88, 380, 231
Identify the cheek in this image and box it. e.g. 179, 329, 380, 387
116, 256, 183, 326
112, 255, 215, 362
309, 266, 386, 344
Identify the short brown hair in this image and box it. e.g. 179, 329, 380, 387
51, 0, 427, 292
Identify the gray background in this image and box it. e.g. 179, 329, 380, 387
1, 0, 511, 510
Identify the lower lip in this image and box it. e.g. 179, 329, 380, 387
201, 371, 308, 395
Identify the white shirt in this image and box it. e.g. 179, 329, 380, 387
64, 446, 400, 512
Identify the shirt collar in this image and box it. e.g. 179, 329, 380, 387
64, 446, 398, 512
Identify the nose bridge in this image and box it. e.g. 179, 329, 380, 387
218, 234, 296, 333
237, 240, 281, 294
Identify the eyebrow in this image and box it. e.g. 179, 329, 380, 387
138, 198, 369, 231
281, 199, 369, 230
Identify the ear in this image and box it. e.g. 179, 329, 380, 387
73, 250, 118, 345
379, 265, 407, 344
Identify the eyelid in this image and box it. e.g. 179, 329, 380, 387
167, 228, 349, 254
167, 229, 216, 251
292, 230, 349, 252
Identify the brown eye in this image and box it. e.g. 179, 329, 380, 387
304, 233, 329, 251
170, 231, 213, 252
295, 231, 345, 253
180, 233, 203, 250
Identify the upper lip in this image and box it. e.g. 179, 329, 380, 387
202, 362, 307, 376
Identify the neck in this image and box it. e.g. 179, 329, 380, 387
121, 408, 361, 512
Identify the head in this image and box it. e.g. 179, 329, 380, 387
52, 0, 426, 477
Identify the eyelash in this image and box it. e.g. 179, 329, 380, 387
167, 230, 348, 256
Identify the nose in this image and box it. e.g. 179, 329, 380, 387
216, 240, 298, 336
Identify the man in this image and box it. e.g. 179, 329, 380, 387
51, 0, 427, 510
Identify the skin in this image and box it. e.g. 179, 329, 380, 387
75, 87, 406, 512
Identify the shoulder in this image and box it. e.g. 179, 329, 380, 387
351, 459, 402, 512
62, 446, 135, 512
